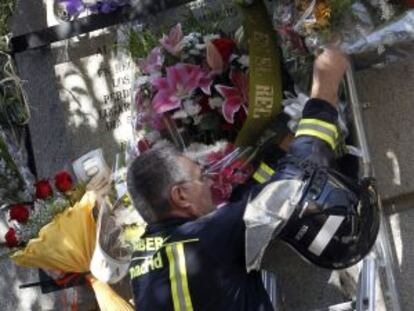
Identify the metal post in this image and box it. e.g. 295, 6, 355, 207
356, 257, 376, 311
344, 67, 372, 178
262, 270, 282, 311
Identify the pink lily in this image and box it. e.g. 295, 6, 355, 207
137, 47, 164, 74
215, 70, 249, 124
151, 63, 212, 114
160, 23, 184, 56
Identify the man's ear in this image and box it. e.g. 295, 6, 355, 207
169, 185, 191, 210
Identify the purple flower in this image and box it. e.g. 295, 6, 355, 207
215, 70, 249, 124
60, 0, 84, 15
159, 24, 184, 56
89, 0, 129, 14
151, 63, 212, 114
137, 47, 164, 74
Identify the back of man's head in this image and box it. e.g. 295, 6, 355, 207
126, 142, 191, 223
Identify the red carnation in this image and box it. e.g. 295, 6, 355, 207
35, 179, 53, 199
9, 204, 29, 223
54, 171, 73, 193
211, 38, 236, 64
5, 228, 18, 248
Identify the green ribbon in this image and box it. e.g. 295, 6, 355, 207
235, 0, 282, 147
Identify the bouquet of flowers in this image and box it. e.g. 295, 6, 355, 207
131, 22, 258, 204
133, 23, 249, 146
273, 0, 414, 87
2, 170, 84, 250
0, 163, 134, 310
128, 0, 286, 203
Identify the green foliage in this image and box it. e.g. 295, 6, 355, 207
181, 3, 240, 36
0, 0, 17, 37
124, 27, 162, 60
329, 0, 354, 28
124, 3, 239, 60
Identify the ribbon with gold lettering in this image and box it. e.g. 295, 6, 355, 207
235, 0, 282, 147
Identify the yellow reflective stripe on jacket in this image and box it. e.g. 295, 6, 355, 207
299, 119, 338, 136
166, 243, 194, 311
253, 162, 275, 184
296, 118, 338, 150
260, 162, 274, 175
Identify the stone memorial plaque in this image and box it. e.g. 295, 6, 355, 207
54, 50, 135, 165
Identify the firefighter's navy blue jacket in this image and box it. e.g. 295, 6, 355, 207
130, 99, 338, 311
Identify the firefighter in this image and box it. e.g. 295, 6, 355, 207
126, 47, 379, 311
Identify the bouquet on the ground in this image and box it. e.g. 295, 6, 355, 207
0, 160, 134, 310
1, 170, 84, 251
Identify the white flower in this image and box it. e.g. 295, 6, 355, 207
135, 75, 150, 87
195, 43, 206, 50
237, 55, 249, 67
172, 100, 201, 119
114, 206, 144, 226
208, 97, 224, 109
203, 34, 220, 43
172, 109, 188, 119
183, 100, 201, 116
182, 32, 202, 47
189, 49, 201, 56
376, 0, 395, 20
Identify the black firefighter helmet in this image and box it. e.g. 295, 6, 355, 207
277, 162, 380, 270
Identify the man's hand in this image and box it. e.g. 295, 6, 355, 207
311, 47, 349, 107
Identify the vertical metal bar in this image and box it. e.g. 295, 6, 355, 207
356, 257, 376, 311
375, 199, 403, 311
262, 270, 280, 310
344, 67, 372, 178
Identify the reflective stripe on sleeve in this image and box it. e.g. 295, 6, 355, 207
166, 243, 194, 311
295, 118, 338, 150
253, 162, 275, 184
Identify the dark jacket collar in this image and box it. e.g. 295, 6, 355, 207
145, 217, 195, 235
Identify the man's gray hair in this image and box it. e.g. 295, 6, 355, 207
127, 141, 192, 223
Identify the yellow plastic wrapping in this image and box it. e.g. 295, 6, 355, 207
11, 192, 134, 311
87, 275, 135, 311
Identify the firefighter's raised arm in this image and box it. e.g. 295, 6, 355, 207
311, 47, 349, 107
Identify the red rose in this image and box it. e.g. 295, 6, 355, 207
5, 228, 18, 248
35, 179, 53, 199
54, 171, 73, 193
211, 38, 236, 64
9, 204, 29, 223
